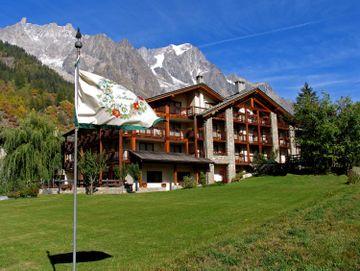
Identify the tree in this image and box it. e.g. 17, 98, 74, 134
127, 163, 141, 191
335, 98, 360, 171
114, 163, 128, 182
296, 82, 318, 105
78, 150, 106, 195
294, 85, 339, 173
294, 83, 360, 174
0, 112, 63, 193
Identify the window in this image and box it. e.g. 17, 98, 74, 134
147, 171, 162, 183
139, 142, 154, 151
170, 144, 182, 153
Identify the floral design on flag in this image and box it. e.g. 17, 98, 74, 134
96, 78, 147, 119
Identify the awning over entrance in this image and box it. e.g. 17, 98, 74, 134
128, 150, 213, 165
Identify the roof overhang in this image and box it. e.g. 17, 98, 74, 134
128, 150, 213, 165
146, 83, 224, 104
200, 87, 293, 119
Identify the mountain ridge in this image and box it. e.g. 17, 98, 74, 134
0, 18, 293, 112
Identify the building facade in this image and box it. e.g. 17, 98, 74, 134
63, 77, 299, 189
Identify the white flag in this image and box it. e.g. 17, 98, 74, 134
76, 70, 161, 129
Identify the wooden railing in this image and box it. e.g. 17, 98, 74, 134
278, 120, 289, 129
279, 137, 290, 147
234, 132, 247, 142
213, 130, 226, 140
260, 115, 271, 126
235, 154, 248, 164
213, 149, 226, 156
213, 112, 226, 120
233, 112, 246, 123
248, 134, 259, 143
261, 134, 272, 144
169, 130, 184, 140
248, 114, 258, 124
136, 128, 164, 138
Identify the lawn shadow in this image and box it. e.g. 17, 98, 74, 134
47, 250, 112, 271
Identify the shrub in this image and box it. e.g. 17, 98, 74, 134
183, 176, 197, 189
7, 191, 20, 198
19, 185, 39, 197
232, 171, 245, 182
199, 172, 207, 186
347, 167, 360, 184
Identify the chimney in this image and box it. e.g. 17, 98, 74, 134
196, 74, 204, 84
234, 80, 246, 92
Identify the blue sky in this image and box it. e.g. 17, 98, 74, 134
0, 0, 359, 101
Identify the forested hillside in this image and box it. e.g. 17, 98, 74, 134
0, 41, 73, 131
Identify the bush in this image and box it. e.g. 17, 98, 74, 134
199, 172, 207, 186
347, 167, 360, 184
183, 176, 197, 189
19, 185, 39, 197
6, 184, 39, 198
232, 171, 246, 182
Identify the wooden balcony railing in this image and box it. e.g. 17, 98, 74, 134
136, 128, 164, 139
235, 154, 248, 164
213, 112, 225, 120
187, 106, 207, 116
233, 112, 246, 123
213, 149, 226, 156
154, 106, 166, 117
261, 134, 272, 145
248, 115, 258, 124
260, 116, 271, 126
248, 134, 259, 143
234, 132, 247, 143
169, 130, 184, 140
213, 131, 226, 140
279, 137, 290, 148
278, 120, 289, 129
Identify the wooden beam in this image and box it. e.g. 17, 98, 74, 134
131, 131, 136, 151
194, 116, 198, 158
245, 107, 250, 163
119, 129, 123, 169
185, 139, 189, 154
257, 110, 262, 154
250, 98, 254, 109
165, 104, 170, 153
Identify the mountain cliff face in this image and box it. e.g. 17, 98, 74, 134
0, 18, 161, 97
0, 18, 292, 112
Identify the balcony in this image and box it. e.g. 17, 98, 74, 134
279, 137, 290, 148
213, 149, 226, 156
260, 115, 271, 126
187, 106, 207, 116
213, 130, 226, 141
213, 112, 225, 120
235, 154, 249, 164
234, 132, 247, 143
169, 130, 184, 140
136, 128, 164, 139
233, 112, 246, 123
278, 119, 289, 129
247, 114, 258, 125
261, 134, 272, 145
154, 106, 166, 117
248, 134, 259, 144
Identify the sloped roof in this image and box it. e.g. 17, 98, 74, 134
128, 150, 213, 164
200, 85, 294, 118
146, 83, 224, 104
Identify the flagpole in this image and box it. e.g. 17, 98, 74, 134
73, 28, 82, 271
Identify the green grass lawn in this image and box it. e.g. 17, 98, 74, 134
0, 174, 358, 271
